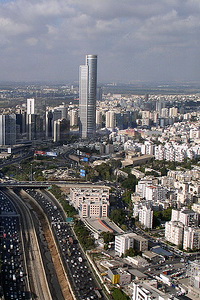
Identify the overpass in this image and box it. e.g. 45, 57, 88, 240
0, 181, 110, 189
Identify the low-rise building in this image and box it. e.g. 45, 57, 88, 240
132, 281, 171, 300
70, 187, 110, 218
115, 233, 148, 257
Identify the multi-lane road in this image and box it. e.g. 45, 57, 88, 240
0, 186, 106, 300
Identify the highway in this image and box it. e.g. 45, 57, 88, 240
22, 187, 106, 300
2, 188, 53, 300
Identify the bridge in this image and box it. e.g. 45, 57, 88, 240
0, 181, 109, 189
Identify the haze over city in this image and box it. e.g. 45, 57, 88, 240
0, 0, 200, 83
0, 1, 200, 300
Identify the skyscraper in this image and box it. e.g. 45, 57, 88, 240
27, 98, 35, 115
0, 114, 16, 146
79, 55, 97, 139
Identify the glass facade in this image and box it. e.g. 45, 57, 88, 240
79, 55, 97, 138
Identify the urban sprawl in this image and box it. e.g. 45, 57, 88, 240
0, 56, 200, 300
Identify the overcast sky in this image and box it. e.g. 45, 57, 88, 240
0, 0, 200, 83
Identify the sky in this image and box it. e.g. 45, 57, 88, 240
0, 0, 200, 83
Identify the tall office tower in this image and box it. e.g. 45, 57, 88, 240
27, 114, 43, 140
0, 114, 16, 146
53, 118, 70, 142
79, 54, 97, 139
27, 98, 35, 115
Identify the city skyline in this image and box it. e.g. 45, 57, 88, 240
0, 1, 199, 83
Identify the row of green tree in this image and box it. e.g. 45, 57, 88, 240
73, 220, 95, 250
153, 208, 172, 228
50, 184, 77, 217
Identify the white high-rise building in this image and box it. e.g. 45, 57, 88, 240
138, 205, 153, 229
27, 98, 35, 115
165, 221, 184, 246
183, 227, 200, 251
105, 111, 116, 129
79, 55, 97, 138
169, 107, 178, 117
171, 208, 199, 227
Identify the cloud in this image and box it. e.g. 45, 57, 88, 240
0, 0, 199, 82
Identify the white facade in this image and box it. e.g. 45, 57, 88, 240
165, 221, 184, 246
69, 109, 78, 126
27, 98, 35, 115
183, 227, 200, 251
115, 233, 147, 256
132, 281, 170, 300
105, 111, 116, 129
115, 233, 136, 257
139, 205, 153, 229
70, 187, 109, 218
171, 208, 199, 227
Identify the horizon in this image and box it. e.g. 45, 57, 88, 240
0, 1, 199, 83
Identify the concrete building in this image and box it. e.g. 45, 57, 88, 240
165, 221, 184, 246
187, 260, 200, 289
133, 235, 148, 252
96, 110, 102, 129
132, 281, 171, 300
115, 233, 148, 256
138, 204, 153, 229
70, 187, 109, 218
69, 109, 78, 127
115, 233, 135, 257
107, 268, 131, 285
105, 111, 116, 129
79, 54, 97, 138
183, 227, 200, 251
171, 208, 199, 227
27, 98, 35, 115
0, 114, 16, 146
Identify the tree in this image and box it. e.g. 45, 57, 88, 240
162, 208, 172, 221
121, 174, 137, 192
100, 232, 114, 244
125, 247, 136, 257
153, 212, 161, 228
110, 209, 126, 225
112, 288, 130, 300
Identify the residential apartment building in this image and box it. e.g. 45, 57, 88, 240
171, 208, 199, 227
138, 204, 153, 229
115, 233, 148, 257
187, 260, 200, 289
165, 221, 184, 246
183, 227, 200, 251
